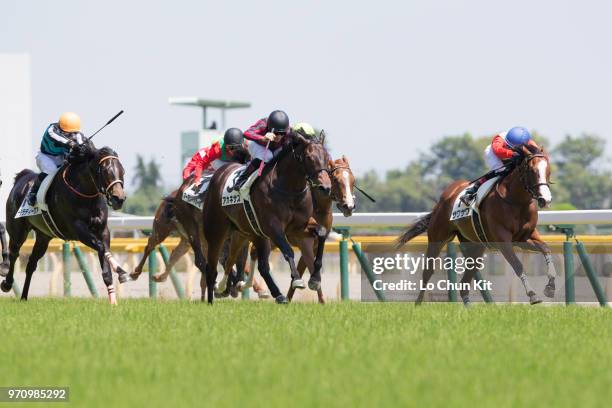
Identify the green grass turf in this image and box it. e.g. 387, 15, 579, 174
0, 298, 610, 407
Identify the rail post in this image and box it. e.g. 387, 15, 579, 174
72, 244, 99, 297
559, 227, 575, 305
334, 227, 351, 300
446, 242, 458, 302
575, 239, 608, 307
62, 242, 71, 297
159, 244, 185, 299
351, 240, 386, 302
148, 247, 158, 298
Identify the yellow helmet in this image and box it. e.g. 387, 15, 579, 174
293, 122, 316, 139
58, 112, 81, 133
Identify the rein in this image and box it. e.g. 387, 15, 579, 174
495, 152, 549, 206
62, 155, 123, 201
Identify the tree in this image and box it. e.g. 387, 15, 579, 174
124, 155, 165, 215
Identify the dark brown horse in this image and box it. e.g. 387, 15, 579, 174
131, 189, 270, 298
202, 134, 332, 304
397, 144, 555, 305
1, 142, 127, 303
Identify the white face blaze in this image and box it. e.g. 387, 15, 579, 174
342, 170, 355, 209
536, 160, 552, 205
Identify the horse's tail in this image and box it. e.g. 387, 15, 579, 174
395, 212, 432, 249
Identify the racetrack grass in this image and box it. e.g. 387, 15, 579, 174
1, 299, 610, 407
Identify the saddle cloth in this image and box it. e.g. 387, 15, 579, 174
15, 167, 60, 218
181, 174, 213, 210
450, 177, 499, 244
15, 167, 66, 239
221, 165, 268, 237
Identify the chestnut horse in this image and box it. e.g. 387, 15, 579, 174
397, 144, 556, 305
202, 134, 332, 304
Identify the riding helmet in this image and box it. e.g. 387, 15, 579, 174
58, 112, 81, 133
505, 127, 531, 147
223, 127, 244, 147
293, 122, 316, 139
267, 110, 290, 134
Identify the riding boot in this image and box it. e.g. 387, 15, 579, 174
27, 173, 47, 206
460, 180, 482, 206
231, 159, 261, 192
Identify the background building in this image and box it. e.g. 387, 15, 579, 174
169, 97, 250, 167
0, 53, 32, 222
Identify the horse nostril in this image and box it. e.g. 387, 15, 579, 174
537, 198, 547, 208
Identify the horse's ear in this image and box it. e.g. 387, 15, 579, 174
319, 129, 326, 144
520, 145, 531, 156
328, 158, 335, 168
342, 155, 349, 164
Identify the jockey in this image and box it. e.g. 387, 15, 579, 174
230, 110, 291, 191
460, 126, 537, 205
28, 112, 85, 205
182, 127, 247, 187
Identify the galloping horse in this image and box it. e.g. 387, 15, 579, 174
202, 134, 332, 304
396, 144, 555, 305
243, 155, 356, 303
130, 189, 270, 298
1, 142, 127, 303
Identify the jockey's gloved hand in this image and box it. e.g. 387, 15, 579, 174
264, 132, 276, 142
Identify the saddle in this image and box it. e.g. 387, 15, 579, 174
450, 177, 500, 244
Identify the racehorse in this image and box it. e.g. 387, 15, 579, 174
396, 144, 555, 305
130, 189, 270, 298
201, 133, 332, 304
1, 142, 127, 303
243, 156, 356, 303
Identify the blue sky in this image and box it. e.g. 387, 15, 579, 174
2, 0, 611, 189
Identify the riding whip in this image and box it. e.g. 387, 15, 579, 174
354, 184, 376, 202
88, 110, 124, 140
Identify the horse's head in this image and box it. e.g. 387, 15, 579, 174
291, 133, 332, 194
516, 144, 552, 208
328, 156, 355, 216
91, 146, 126, 210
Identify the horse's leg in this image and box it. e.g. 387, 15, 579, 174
253, 238, 286, 303
20, 234, 51, 300
220, 236, 247, 299
0, 220, 30, 293
131, 220, 174, 280
498, 240, 541, 304
73, 222, 117, 304
415, 242, 444, 305
458, 241, 486, 307
101, 227, 129, 284
153, 236, 190, 282
520, 230, 557, 298
268, 223, 305, 290
215, 236, 237, 295
0, 222, 9, 275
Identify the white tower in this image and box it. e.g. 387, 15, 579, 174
0, 54, 32, 222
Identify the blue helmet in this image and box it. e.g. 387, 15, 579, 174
505, 127, 531, 147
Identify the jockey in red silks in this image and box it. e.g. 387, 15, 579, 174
182, 128, 247, 186
461, 127, 538, 205
229, 110, 291, 192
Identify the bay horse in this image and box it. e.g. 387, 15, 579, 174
202, 134, 332, 304
396, 144, 556, 305
1, 142, 127, 303
130, 189, 270, 298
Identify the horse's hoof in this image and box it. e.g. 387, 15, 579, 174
236, 280, 247, 291
229, 285, 239, 298
257, 291, 271, 299
215, 290, 229, 298
308, 278, 321, 291
0, 280, 11, 292
462, 297, 471, 308
528, 292, 542, 305
275, 295, 288, 304
291, 279, 306, 289
129, 272, 140, 281
118, 273, 129, 284
152, 274, 167, 283
543, 284, 555, 299
0, 262, 9, 277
